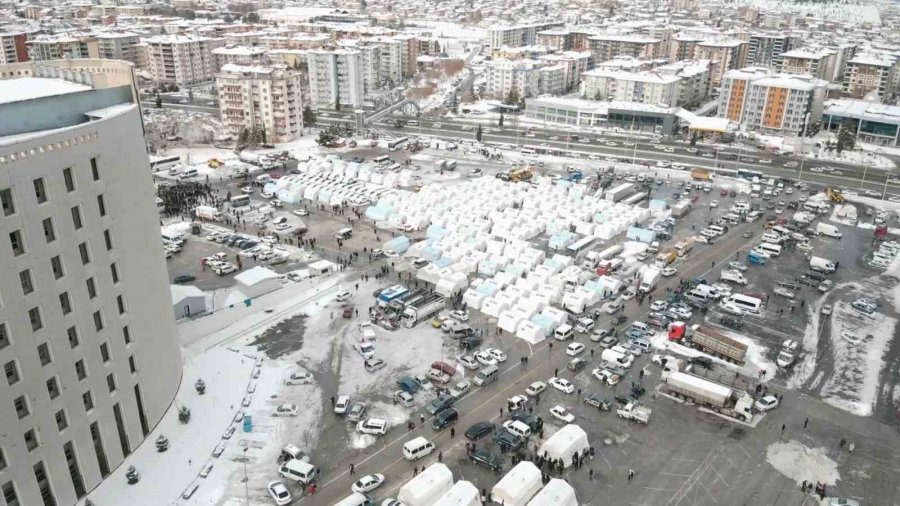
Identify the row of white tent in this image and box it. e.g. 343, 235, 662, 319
295, 154, 420, 187
266, 160, 399, 206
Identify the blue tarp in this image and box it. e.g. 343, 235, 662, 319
420, 246, 443, 262
626, 227, 656, 243
434, 256, 456, 268
548, 231, 576, 250
426, 224, 446, 240
531, 314, 555, 335
365, 203, 394, 221
649, 199, 668, 211
476, 281, 499, 296
384, 235, 411, 254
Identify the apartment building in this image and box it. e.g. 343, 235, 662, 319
484, 59, 541, 99
27, 33, 100, 61
671, 34, 705, 62
656, 59, 712, 108
842, 53, 896, 100
212, 45, 268, 70
694, 39, 749, 86
538, 65, 567, 95
581, 68, 680, 107
145, 35, 216, 86
485, 21, 564, 50
216, 63, 303, 142
338, 42, 381, 94
0, 58, 181, 506
536, 30, 572, 51
306, 48, 365, 109
95, 32, 141, 64
718, 68, 827, 135
779, 47, 838, 81
588, 34, 661, 63
538, 51, 591, 92
746, 33, 797, 69
0, 29, 33, 64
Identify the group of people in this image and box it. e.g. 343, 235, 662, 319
158, 181, 217, 217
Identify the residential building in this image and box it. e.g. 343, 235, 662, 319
718, 68, 828, 135
538, 51, 592, 92
671, 34, 705, 62
822, 99, 900, 146
538, 64, 567, 95
779, 47, 839, 81
0, 58, 181, 506
581, 68, 680, 107
656, 59, 712, 108
485, 22, 565, 50
216, 63, 303, 143
0, 29, 34, 64
747, 33, 797, 69
694, 39, 749, 86
842, 53, 896, 100
485, 59, 541, 99
536, 30, 573, 51
95, 32, 141, 64
27, 33, 100, 61
306, 48, 365, 109
211, 45, 268, 70
588, 34, 661, 62
145, 35, 216, 86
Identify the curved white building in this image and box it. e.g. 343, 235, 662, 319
0, 59, 181, 506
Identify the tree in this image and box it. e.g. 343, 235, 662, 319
836, 124, 855, 154
244, 12, 260, 23
690, 132, 698, 146
302, 106, 317, 132
335, 95, 341, 112
258, 126, 267, 145
503, 87, 520, 106
498, 113, 504, 127
476, 125, 483, 142
237, 128, 250, 148
155, 93, 163, 109
316, 128, 337, 146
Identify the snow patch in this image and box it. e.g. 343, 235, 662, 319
765, 440, 840, 486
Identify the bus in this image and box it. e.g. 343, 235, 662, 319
373, 155, 391, 165
387, 137, 409, 151
565, 236, 597, 260
736, 169, 764, 181
230, 195, 251, 207
726, 294, 763, 314
149, 155, 181, 173
377, 285, 409, 307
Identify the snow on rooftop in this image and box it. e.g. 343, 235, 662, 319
218, 63, 277, 74
234, 266, 280, 286
0, 77, 91, 105
824, 99, 900, 123
582, 68, 681, 84
170, 284, 205, 303
212, 45, 268, 55
84, 103, 136, 119
780, 47, 836, 60
848, 54, 895, 67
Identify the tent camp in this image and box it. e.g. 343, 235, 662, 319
526, 479, 577, 506
539, 424, 589, 467
432, 480, 480, 506
492, 461, 542, 506
397, 463, 454, 506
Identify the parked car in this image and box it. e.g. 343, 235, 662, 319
272, 404, 299, 417
583, 394, 611, 410
549, 377, 575, 394
449, 380, 471, 399
754, 395, 779, 412
525, 381, 547, 396
549, 405, 575, 423
347, 402, 367, 422
365, 359, 386, 372
465, 421, 496, 440
566, 342, 586, 356
458, 355, 480, 370
267, 481, 292, 506
351, 473, 385, 493
469, 448, 504, 472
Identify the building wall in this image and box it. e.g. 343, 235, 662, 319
0, 98, 181, 506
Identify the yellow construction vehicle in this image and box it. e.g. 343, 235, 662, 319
826, 187, 845, 203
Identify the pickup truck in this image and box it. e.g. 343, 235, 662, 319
617, 403, 651, 424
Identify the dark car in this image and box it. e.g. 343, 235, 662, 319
719, 316, 744, 330
631, 384, 646, 398
470, 448, 503, 472
805, 271, 827, 282
612, 315, 627, 326
777, 280, 802, 291
567, 357, 587, 372
173, 273, 196, 284
492, 430, 524, 451
583, 394, 611, 410
510, 412, 542, 432
614, 395, 638, 405
691, 356, 713, 369
465, 421, 495, 440
460, 336, 483, 350
426, 395, 456, 415
432, 408, 459, 430
397, 377, 420, 395
795, 275, 819, 288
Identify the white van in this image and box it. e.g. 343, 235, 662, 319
503, 420, 531, 439
474, 365, 499, 386
693, 284, 719, 299
631, 321, 650, 335
761, 232, 782, 244
180, 168, 198, 178
256, 174, 272, 185
402, 436, 435, 461
334, 492, 375, 506
708, 225, 726, 236
278, 459, 317, 484
687, 289, 712, 303
554, 324, 574, 341
757, 242, 782, 256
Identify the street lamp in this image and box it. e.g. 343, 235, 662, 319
797, 112, 811, 183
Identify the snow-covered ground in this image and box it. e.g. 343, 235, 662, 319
766, 440, 841, 486
806, 145, 894, 170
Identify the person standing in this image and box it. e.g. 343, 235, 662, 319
628, 469, 635, 481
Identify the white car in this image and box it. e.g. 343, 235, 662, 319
351, 473, 385, 493
474, 351, 498, 366
709, 200, 719, 208
486, 348, 507, 363
650, 300, 667, 312
602, 301, 623, 314
754, 395, 779, 412
759, 159, 772, 164
292, 208, 309, 216
459, 355, 480, 370
357, 418, 387, 435
355, 339, 376, 360
720, 302, 745, 317
525, 381, 547, 396
285, 370, 313, 385
548, 377, 575, 394
449, 380, 471, 398
566, 342, 585, 356
241, 186, 254, 194
661, 267, 677, 277
268, 480, 292, 505
272, 404, 299, 417
620, 287, 637, 301
334, 395, 350, 414
449, 310, 469, 322
365, 359, 386, 372
336, 290, 352, 302
549, 405, 575, 423
784, 161, 799, 168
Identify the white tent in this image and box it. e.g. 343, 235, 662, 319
492, 461, 542, 506
397, 463, 454, 506
526, 479, 577, 506
516, 320, 545, 345
432, 480, 480, 506
481, 297, 511, 318
539, 424, 589, 467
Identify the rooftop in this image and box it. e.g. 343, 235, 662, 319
780, 47, 836, 60
824, 99, 900, 124
0, 77, 90, 105
582, 68, 681, 84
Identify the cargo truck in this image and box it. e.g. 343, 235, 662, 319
638, 268, 661, 293
622, 192, 647, 206
691, 169, 712, 181
655, 249, 677, 268
605, 183, 635, 202
663, 371, 753, 422
674, 238, 695, 257
672, 199, 692, 217
809, 256, 836, 273
400, 293, 446, 328
719, 270, 747, 285
688, 326, 747, 364
195, 205, 223, 221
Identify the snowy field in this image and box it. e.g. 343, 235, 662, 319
766, 440, 841, 486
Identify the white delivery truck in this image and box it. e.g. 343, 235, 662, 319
815, 222, 843, 239
601, 349, 633, 368
719, 270, 747, 285
809, 256, 836, 273
662, 371, 753, 422
638, 268, 661, 293
195, 205, 223, 221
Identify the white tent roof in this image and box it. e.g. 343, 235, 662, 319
492, 461, 542, 506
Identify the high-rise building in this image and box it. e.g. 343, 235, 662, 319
216, 63, 303, 143
306, 48, 365, 109
0, 58, 182, 506
95, 32, 141, 65
0, 29, 34, 64
694, 39, 749, 87
485, 22, 565, 50
145, 34, 216, 87
588, 34, 662, 63
779, 47, 839, 81
580, 68, 680, 106
484, 59, 541, 99
746, 33, 797, 69
27, 33, 100, 61
842, 53, 896, 100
